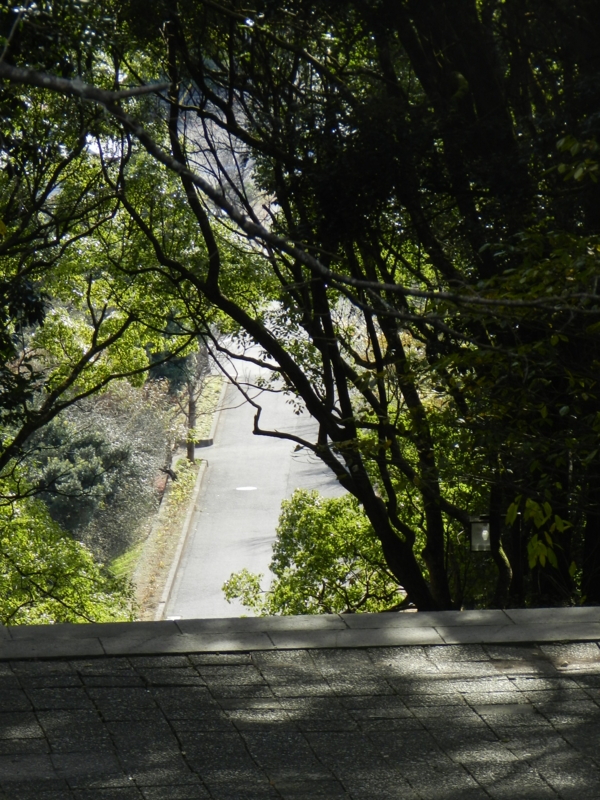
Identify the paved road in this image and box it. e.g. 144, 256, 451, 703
1, 637, 600, 798
165, 370, 345, 619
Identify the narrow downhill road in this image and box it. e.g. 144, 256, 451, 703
165, 369, 344, 619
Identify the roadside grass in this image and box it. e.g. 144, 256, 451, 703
110, 458, 201, 619
111, 541, 144, 581
132, 458, 201, 620
109, 377, 224, 617
193, 376, 223, 440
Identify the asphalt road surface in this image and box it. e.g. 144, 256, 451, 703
165, 370, 345, 619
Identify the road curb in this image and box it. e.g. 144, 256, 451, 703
154, 380, 230, 620
153, 459, 207, 621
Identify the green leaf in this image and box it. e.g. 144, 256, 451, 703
543, 501, 552, 517
553, 514, 572, 533
505, 497, 522, 526
569, 561, 577, 578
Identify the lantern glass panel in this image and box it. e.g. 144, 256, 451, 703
470, 520, 491, 551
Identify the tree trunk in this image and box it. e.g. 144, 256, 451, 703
508, 511, 524, 606
186, 386, 197, 464
359, 492, 440, 611
582, 472, 600, 603
421, 501, 453, 610
490, 483, 512, 608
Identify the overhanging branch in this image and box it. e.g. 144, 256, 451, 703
1, 62, 598, 317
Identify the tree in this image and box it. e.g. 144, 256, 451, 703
0, 495, 132, 624
224, 489, 406, 614
0, 6, 215, 619
29, 381, 173, 561
2, 0, 600, 609
0, 113, 187, 480
151, 338, 213, 463
0, 0, 211, 491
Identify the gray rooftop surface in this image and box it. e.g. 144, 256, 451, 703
1, 608, 600, 798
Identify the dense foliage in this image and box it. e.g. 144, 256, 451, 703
0, 496, 132, 624
2, 0, 600, 611
224, 489, 405, 614
29, 382, 173, 560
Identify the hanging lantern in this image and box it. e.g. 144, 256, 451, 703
470, 515, 491, 552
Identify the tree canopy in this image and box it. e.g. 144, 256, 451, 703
2, 0, 600, 611
224, 489, 405, 615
